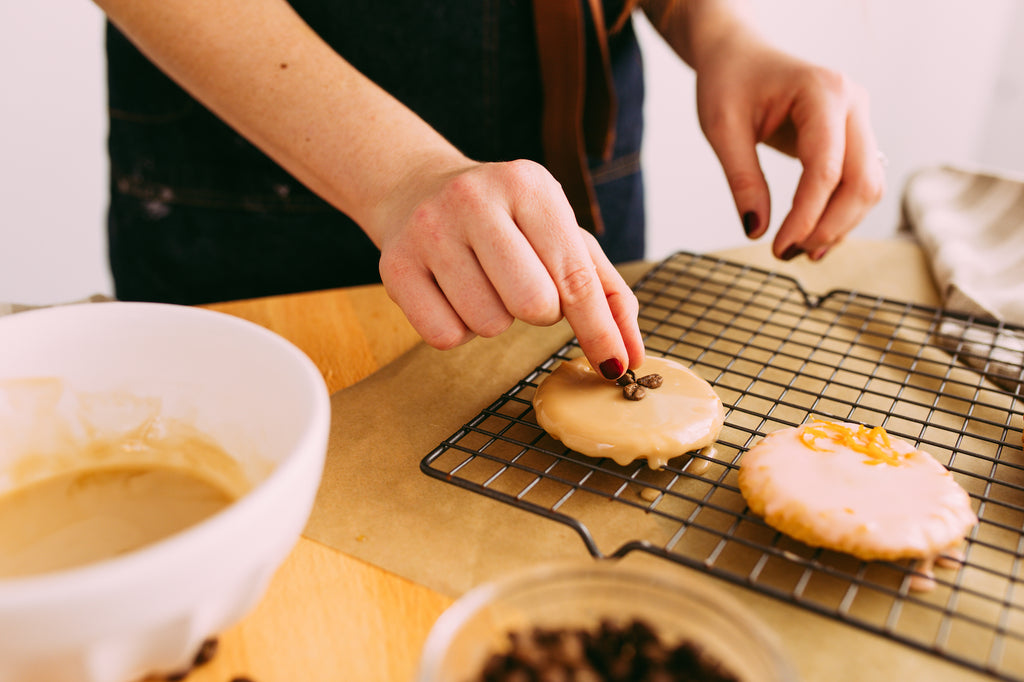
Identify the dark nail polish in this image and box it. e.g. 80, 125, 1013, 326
742, 211, 760, 237
780, 245, 803, 261
599, 358, 624, 380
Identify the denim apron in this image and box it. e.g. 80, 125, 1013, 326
105, 0, 645, 304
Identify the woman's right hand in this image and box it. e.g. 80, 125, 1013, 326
371, 158, 646, 379
93, 0, 644, 377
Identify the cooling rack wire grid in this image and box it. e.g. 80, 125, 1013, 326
422, 251, 1024, 680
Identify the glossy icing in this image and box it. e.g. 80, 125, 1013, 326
738, 421, 978, 572
0, 463, 236, 578
532, 356, 725, 469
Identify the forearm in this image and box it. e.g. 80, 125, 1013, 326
94, 0, 470, 243
640, 0, 762, 71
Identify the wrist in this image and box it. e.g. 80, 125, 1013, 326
645, 0, 761, 72
358, 150, 476, 250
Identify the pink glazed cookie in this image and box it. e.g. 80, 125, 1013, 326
738, 421, 977, 562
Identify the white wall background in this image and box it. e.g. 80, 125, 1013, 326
3, 1, 1024, 304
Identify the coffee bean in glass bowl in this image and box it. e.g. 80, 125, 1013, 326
415, 559, 796, 682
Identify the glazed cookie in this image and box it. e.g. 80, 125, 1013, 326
738, 421, 978, 562
532, 355, 725, 469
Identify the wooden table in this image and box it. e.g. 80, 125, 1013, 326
188, 240, 992, 682
197, 285, 450, 682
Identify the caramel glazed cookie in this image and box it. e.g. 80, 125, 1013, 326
738, 421, 978, 583
532, 355, 725, 470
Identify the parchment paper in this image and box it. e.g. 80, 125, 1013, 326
305, 260, 653, 596
305, 239, 991, 682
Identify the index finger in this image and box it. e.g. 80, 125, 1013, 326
583, 230, 645, 369
507, 169, 643, 379
773, 88, 848, 259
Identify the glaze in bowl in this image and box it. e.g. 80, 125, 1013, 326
0, 302, 330, 682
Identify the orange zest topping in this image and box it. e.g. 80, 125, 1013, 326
798, 420, 904, 466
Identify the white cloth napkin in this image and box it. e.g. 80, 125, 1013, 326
901, 164, 1024, 392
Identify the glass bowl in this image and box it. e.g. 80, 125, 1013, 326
416, 559, 797, 682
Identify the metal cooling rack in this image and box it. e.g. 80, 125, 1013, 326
420, 251, 1024, 680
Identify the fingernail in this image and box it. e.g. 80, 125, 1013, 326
599, 358, 624, 380
780, 245, 803, 261
742, 211, 760, 237
810, 245, 829, 261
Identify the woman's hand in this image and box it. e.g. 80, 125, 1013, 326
93, 0, 645, 378
695, 35, 885, 261
372, 158, 646, 377
645, 0, 885, 261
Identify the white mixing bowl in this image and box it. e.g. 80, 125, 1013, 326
0, 302, 330, 682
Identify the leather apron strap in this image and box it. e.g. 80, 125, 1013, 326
533, 0, 618, 234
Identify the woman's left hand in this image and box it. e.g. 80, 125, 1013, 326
695, 34, 886, 260
646, 0, 886, 261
